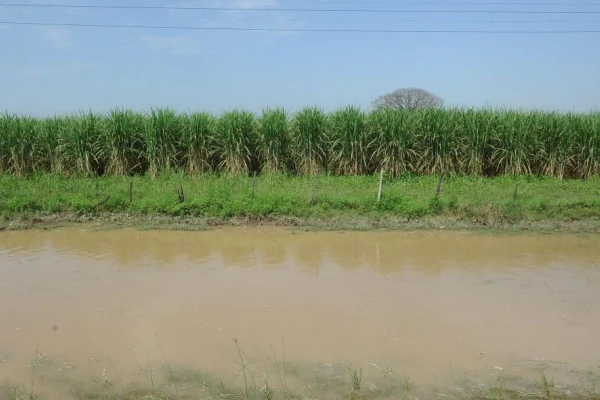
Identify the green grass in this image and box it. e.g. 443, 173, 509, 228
0, 173, 599, 230
291, 107, 328, 174
3, 363, 599, 400
257, 107, 290, 174
369, 108, 418, 177
329, 106, 370, 175
103, 109, 144, 176
2, 339, 599, 400
2, 108, 598, 178
216, 110, 257, 174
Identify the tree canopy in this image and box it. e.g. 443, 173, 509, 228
373, 88, 443, 111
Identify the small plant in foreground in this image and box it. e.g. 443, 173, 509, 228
9, 386, 36, 400
539, 370, 557, 400
348, 364, 363, 393
402, 373, 414, 392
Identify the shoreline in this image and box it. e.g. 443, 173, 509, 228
2, 212, 600, 233
2, 360, 599, 400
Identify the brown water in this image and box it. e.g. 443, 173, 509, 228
0, 228, 599, 395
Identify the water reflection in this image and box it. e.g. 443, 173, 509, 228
0, 228, 598, 276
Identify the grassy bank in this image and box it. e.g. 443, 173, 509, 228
1, 173, 599, 231
3, 343, 599, 400
3, 359, 599, 400
1, 108, 599, 178
4, 374, 600, 400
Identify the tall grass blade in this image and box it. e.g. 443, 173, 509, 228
257, 107, 289, 173
329, 106, 370, 175
291, 107, 328, 174
215, 110, 257, 175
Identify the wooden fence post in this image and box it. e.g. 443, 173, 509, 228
377, 169, 384, 201
436, 170, 446, 197
177, 184, 185, 203
129, 180, 133, 205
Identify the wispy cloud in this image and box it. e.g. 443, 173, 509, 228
124, 0, 301, 54
198, 0, 306, 38
22, 62, 90, 78
22, 66, 54, 78
0, 0, 78, 47
231, 0, 278, 9
42, 26, 74, 48
182, 0, 278, 9
135, 34, 204, 55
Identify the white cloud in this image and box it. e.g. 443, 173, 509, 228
179, 0, 278, 9
187, 0, 304, 39
137, 34, 203, 55
126, 0, 299, 54
42, 27, 74, 48
231, 0, 278, 9
22, 62, 90, 78
22, 66, 53, 78
0, 0, 78, 47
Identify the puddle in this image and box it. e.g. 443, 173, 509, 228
0, 228, 599, 396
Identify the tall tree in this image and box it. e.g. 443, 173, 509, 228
373, 88, 443, 111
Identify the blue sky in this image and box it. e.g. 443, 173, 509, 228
1, 0, 599, 115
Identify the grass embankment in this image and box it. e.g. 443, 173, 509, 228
1, 173, 599, 231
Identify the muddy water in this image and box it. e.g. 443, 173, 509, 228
0, 228, 599, 393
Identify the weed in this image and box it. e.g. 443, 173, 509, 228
9, 386, 37, 400
154, 332, 180, 397
539, 370, 562, 400
402, 373, 414, 392
234, 338, 250, 398
348, 364, 363, 393
261, 374, 274, 400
